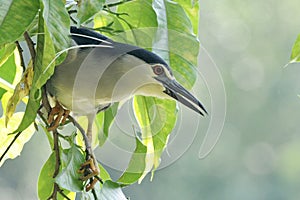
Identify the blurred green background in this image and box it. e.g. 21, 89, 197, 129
1, 0, 300, 199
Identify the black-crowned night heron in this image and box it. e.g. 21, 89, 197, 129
46, 26, 207, 190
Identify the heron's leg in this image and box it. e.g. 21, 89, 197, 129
86, 113, 100, 175
77, 113, 101, 191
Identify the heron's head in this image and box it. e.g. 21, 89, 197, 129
127, 48, 207, 116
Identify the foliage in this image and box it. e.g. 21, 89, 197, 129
290, 34, 300, 63
0, 0, 199, 199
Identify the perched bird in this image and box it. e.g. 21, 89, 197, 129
46, 26, 207, 190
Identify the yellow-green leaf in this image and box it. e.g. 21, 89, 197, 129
133, 96, 177, 182
0, 112, 35, 167
117, 137, 147, 185
5, 66, 33, 126
37, 152, 55, 200
290, 34, 300, 62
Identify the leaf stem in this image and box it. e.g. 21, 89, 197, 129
0, 131, 22, 163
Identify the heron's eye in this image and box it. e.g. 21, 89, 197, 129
152, 65, 164, 75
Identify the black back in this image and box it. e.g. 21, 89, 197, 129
70, 26, 110, 45
70, 26, 169, 68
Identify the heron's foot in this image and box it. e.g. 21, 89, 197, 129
78, 157, 99, 180
47, 102, 70, 131
78, 157, 101, 191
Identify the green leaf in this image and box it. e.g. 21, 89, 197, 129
34, 10, 57, 89
41, 0, 70, 64
0, 0, 39, 45
152, 0, 199, 88
174, 0, 199, 34
0, 112, 35, 166
133, 96, 177, 181
99, 162, 112, 181
0, 43, 16, 67
77, 0, 105, 24
10, 90, 40, 134
290, 34, 300, 62
55, 146, 85, 192
0, 78, 14, 100
0, 47, 17, 98
38, 152, 76, 200
153, 0, 193, 33
117, 0, 158, 29
117, 137, 147, 185
98, 181, 127, 200
96, 103, 119, 146
169, 51, 197, 89
38, 152, 55, 200
94, 11, 125, 35
115, 0, 158, 46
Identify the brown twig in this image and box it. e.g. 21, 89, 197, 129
47, 183, 71, 200
52, 129, 61, 177
46, 130, 61, 200
91, 188, 98, 200
68, 115, 92, 155
57, 187, 71, 200
15, 41, 26, 72
23, 32, 36, 68
104, 0, 133, 8
42, 86, 51, 113
95, 175, 104, 184
37, 110, 49, 127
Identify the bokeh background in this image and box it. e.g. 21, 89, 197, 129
1, 0, 300, 199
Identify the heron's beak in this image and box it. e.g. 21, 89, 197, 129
161, 79, 207, 116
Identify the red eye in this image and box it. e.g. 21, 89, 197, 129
153, 65, 164, 75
